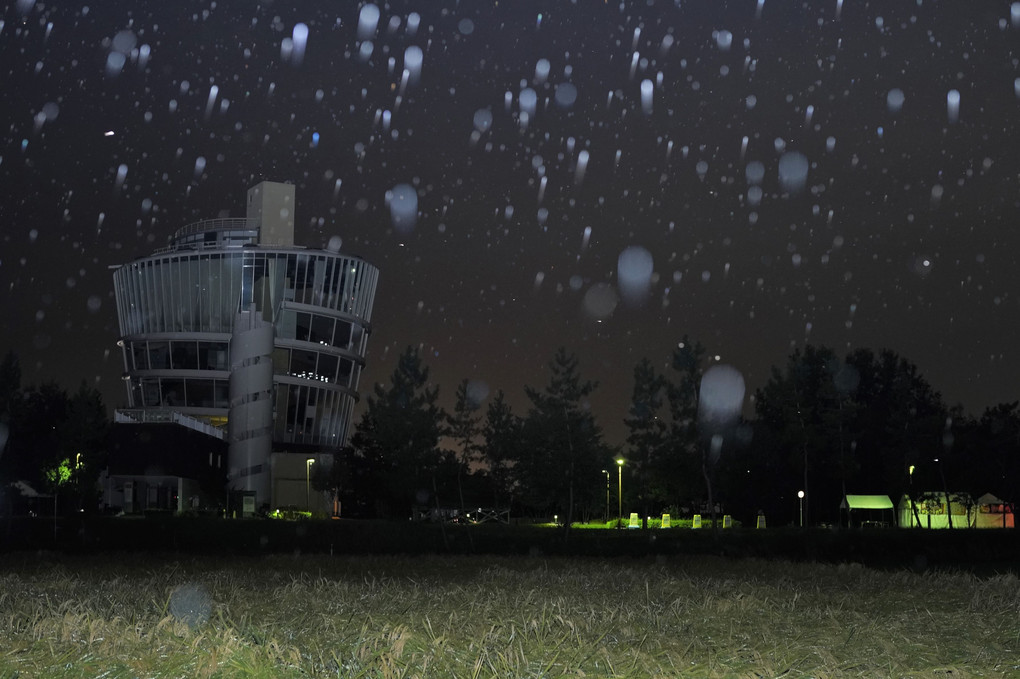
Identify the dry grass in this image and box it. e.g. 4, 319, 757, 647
0, 552, 1017, 678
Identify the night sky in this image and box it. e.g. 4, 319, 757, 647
2, 1, 1019, 446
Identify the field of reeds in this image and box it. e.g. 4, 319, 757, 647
2, 551, 1018, 678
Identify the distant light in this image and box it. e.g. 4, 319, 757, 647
104, 130, 115, 137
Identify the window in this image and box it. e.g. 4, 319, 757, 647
131, 342, 148, 370
276, 309, 296, 339
214, 380, 230, 408
141, 378, 161, 406
310, 315, 334, 345
294, 312, 311, 342
291, 349, 317, 378
318, 354, 338, 383
186, 379, 214, 407
338, 359, 354, 386
149, 342, 170, 369
161, 379, 185, 406
171, 341, 199, 370
271, 347, 290, 374
198, 342, 229, 370
334, 320, 352, 348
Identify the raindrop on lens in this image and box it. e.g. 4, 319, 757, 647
946, 89, 960, 124
582, 283, 618, 320
745, 161, 765, 185
699, 365, 746, 427
291, 23, 308, 66
554, 82, 577, 109
617, 245, 654, 307
640, 79, 653, 114
778, 151, 809, 193
519, 88, 537, 117
105, 52, 126, 77
472, 108, 493, 133
388, 183, 418, 233
358, 4, 380, 40
886, 88, 905, 114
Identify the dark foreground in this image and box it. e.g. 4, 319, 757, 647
3, 515, 1019, 573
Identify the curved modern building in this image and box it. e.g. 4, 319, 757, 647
111, 181, 379, 512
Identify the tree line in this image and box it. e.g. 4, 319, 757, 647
334, 342, 1020, 527
0, 351, 109, 515
1, 343, 1017, 527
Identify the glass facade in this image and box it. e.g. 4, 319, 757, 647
113, 227, 378, 450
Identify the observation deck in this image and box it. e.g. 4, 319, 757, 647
154, 218, 260, 254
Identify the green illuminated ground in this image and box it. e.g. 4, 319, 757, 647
1, 553, 1016, 677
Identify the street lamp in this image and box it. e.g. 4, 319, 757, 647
601, 469, 610, 520
616, 458, 624, 527
306, 458, 315, 512
798, 490, 805, 527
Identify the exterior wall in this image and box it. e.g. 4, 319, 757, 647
113, 245, 378, 450
248, 181, 295, 246
228, 306, 275, 500
270, 453, 330, 515
104, 475, 200, 514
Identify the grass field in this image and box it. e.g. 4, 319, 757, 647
1, 552, 1017, 678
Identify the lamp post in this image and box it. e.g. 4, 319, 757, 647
798, 490, 805, 527
306, 458, 315, 512
616, 458, 624, 528
602, 469, 610, 524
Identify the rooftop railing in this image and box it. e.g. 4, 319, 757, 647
170, 218, 259, 242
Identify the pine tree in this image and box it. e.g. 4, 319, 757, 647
665, 337, 706, 506
624, 358, 668, 524
520, 348, 608, 529
479, 390, 522, 511
448, 379, 483, 511
349, 346, 450, 518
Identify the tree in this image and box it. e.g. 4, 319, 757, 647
2, 382, 69, 491
624, 358, 669, 524
349, 346, 450, 518
448, 379, 483, 511
754, 345, 848, 525
58, 381, 109, 512
844, 348, 947, 524
753, 345, 948, 526
663, 337, 707, 508
478, 390, 522, 511
519, 348, 608, 530
971, 403, 1020, 502
310, 447, 352, 517
0, 350, 20, 466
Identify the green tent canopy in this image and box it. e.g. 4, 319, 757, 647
840, 494, 895, 527
841, 494, 894, 510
